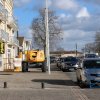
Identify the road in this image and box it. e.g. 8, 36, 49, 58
0, 63, 99, 100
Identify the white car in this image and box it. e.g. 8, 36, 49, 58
76, 58, 100, 88
60, 57, 79, 71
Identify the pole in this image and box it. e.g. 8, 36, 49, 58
75, 43, 77, 57
3, 8, 8, 70
45, 0, 50, 74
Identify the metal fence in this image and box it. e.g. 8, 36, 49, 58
3, 58, 14, 71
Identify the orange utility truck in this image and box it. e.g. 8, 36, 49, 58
21, 50, 46, 72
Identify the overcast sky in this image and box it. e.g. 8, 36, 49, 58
14, 0, 100, 51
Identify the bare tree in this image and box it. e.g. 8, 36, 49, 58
56, 47, 65, 51
82, 32, 100, 54
95, 32, 100, 53
31, 8, 63, 51
83, 43, 95, 53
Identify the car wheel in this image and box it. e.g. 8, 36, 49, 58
74, 68, 77, 70
78, 76, 85, 88
80, 82, 86, 88
66, 69, 69, 72
62, 68, 66, 72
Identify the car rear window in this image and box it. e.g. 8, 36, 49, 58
85, 54, 97, 58
64, 57, 78, 62
83, 60, 100, 68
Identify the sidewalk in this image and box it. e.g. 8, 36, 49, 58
0, 64, 90, 100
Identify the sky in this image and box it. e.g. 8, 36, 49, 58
14, 0, 100, 51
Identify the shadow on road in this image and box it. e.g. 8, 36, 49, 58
0, 73, 12, 75
32, 79, 77, 86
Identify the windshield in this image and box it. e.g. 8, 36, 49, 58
64, 57, 78, 62
85, 54, 98, 58
83, 60, 100, 68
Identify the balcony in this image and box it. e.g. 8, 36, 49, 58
0, 29, 9, 41
9, 36, 19, 46
0, 3, 8, 21
7, 16, 18, 29
0, 0, 3, 4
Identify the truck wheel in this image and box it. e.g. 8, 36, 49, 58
62, 68, 67, 72
22, 61, 28, 72
41, 62, 46, 72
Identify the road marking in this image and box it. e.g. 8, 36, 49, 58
71, 88, 90, 100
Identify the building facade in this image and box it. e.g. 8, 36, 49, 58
0, 0, 19, 71
50, 51, 83, 58
18, 37, 32, 60
18, 37, 32, 52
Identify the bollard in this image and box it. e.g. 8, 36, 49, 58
4, 82, 7, 88
41, 82, 45, 89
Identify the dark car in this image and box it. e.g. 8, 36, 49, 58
84, 53, 99, 58
56, 57, 62, 68
60, 57, 79, 71
50, 56, 56, 63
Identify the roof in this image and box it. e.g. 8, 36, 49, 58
50, 51, 82, 54
84, 58, 100, 61
17, 37, 24, 46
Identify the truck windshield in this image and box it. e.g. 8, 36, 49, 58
84, 60, 100, 68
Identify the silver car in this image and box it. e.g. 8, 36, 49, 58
60, 57, 79, 71
76, 58, 100, 88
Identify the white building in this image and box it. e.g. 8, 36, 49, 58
18, 37, 32, 52
0, 0, 19, 71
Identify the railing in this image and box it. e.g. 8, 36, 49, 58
7, 16, 18, 29
13, 36, 19, 46
0, 0, 3, 5
0, 29, 9, 41
3, 58, 14, 71
0, 30, 19, 45
0, 3, 8, 21
0, 2, 3, 10
9, 36, 19, 46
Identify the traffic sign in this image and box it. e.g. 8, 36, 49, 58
0, 41, 5, 54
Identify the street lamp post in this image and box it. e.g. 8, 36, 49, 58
45, 0, 50, 74
75, 43, 77, 57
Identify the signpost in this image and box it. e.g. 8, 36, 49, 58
0, 41, 5, 54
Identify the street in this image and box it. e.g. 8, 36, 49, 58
0, 64, 99, 100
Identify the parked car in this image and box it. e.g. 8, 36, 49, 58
56, 57, 64, 69
60, 57, 79, 71
84, 53, 99, 58
50, 56, 56, 63
76, 58, 100, 88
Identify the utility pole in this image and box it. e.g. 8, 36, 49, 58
75, 43, 77, 57
45, 0, 50, 74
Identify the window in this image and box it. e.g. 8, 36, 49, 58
83, 60, 100, 68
